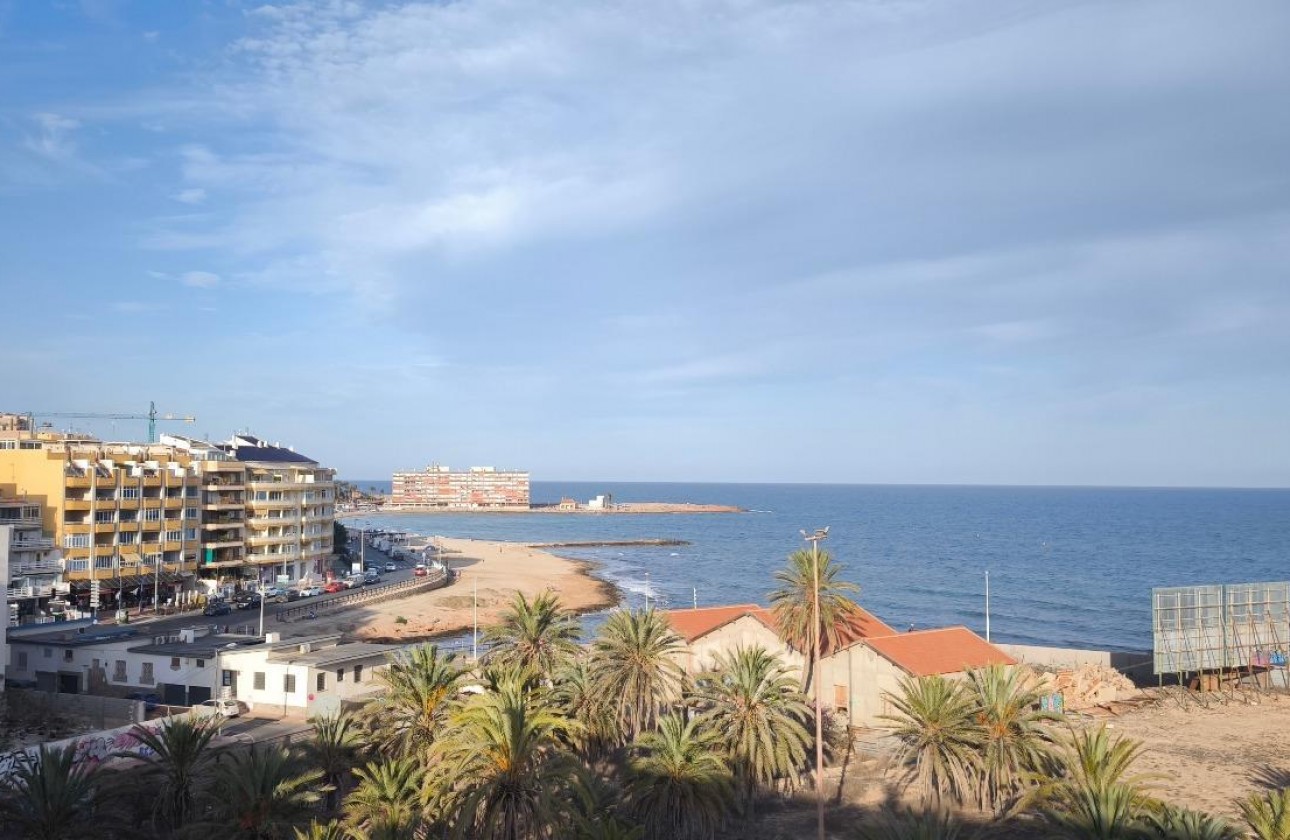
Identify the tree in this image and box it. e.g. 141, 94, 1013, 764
0, 744, 105, 840
437, 676, 578, 840
769, 548, 862, 693
853, 807, 963, 840
1034, 726, 1160, 839
366, 644, 466, 760
191, 745, 324, 840
625, 713, 733, 840
334, 522, 349, 552
343, 757, 426, 840
116, 715, 222, 834
305, 713, 366, 812
590, 608, 685, 744
691, 645, 812, 814
1145, 806, 1243, 840
1240, 787, 1290, 840
881, 673, 981, 807
485, 590, 582, 678
293, 823, 353, 840
552, 657, 620, 762
967, 663, 1054, 814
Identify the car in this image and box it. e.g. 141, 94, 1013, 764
269, 589, 301, 603
341, 577, 362, 589
203, 600, 231, 616
128, 692, 162, 712
232, 592, 261, 610
198, 698, 241, 718
363, 572, 379, 585
413, 564, 428, 577
299, 585, 323, 598
323, 581, 346, 594
384, 562, 397, 572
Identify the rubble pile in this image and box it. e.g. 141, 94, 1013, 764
1041, 663, 1137, 710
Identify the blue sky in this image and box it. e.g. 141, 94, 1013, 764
3, 0, 1289, 487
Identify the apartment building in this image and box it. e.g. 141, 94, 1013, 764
221, 435, 335, 584
160, 435, 249, 587
392, 464, 530, 510
0, 438, 203, 613
2, 496, 65, 629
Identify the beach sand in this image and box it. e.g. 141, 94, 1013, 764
282, 537, 617, 644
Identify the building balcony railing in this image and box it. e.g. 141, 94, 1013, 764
247, 498, 299, 509
203, 480, 246, 490
11, 558, 63, 575
62, 498, 92, 511
247, 533, 298, 546
202, 500, 244, 510
246, 552, 301, 565
11, 537, 55, 551
202, 516, 244, 528
7, 584, 55, 599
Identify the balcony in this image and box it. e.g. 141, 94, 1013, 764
202, 516, 244, 528
204, 536, 244, 549
11, 558, 63, 575
93, 521, 117, 533
247, 497, 298, 510
63, 498, 92, 511
7, 584, 55, 599
247, 532, 298, 547
11, 537, 55, 552
64, 473, 92, 488
204, 479, 246, 490
247, 479, 316, 491
246, 552, 300, 565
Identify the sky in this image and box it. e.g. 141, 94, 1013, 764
2, 0, 1289, 487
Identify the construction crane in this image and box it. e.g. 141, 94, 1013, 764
27, 401, 196, 443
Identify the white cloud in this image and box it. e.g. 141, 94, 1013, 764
24, 113, 81, 160
180, 271, 220, 288
173, 188, 206, 204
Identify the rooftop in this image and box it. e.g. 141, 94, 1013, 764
128, 634, 264, 658
267, 641, 401, 667
221, 434, 319, 465
863, 626, 1015, 677
662, 603, 778, 642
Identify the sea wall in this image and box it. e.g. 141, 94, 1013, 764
999, 643, 1154, 679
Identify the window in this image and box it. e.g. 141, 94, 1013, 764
95, 511, 115, 523
336, 668, 344, 683
118, 532, 137, 545
353, 665, 363, 683
316, 673, 326, 692
284, 674, 297, 694
121, 487, 139, 499
17, 651, 28, 669
145, 509, 161, 521
185, 508, 198, 520
64, 534, 90, 549
94, 556, 115, 569
141, 662, 154, 684
184, 528, 198, 541
66, 559, 89, 572
43, 647, 52, 659
165, 530, 182, 542
171, 657, 181, 670
113, 660, 127, 682
64, 650, 74, 662
195, 659, 205, 668
254, 672, 266, 691
834, 685, 847, 711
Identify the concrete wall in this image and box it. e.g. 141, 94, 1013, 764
5, 686, 144, 729
997, 643, 1154, 680
676, 615, 804, 676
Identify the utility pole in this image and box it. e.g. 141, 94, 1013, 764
985, 570, 991, 642
472, 575, 479, 661
801, 526, 830, 840
644, 571, 650, 610
258, 578, 266, 638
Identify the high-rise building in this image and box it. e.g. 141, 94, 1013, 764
392, 465, 529, 510
0, 437, 203, 612
221, 435, 335, 584
2, 496, 64, 631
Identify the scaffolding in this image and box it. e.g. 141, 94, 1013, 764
1152, 582, 1289, 708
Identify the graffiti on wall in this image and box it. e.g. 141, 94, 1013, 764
0, 711, 203, 780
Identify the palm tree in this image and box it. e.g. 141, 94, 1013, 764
116, 714, 222, 834
880, 673, 981, 807
306, 713, 366, 811
690, 645, 812, 813
769, 548, 862, 692
967, 663, 1054, 814
0, 744, 105, 839
1035, 726, 1161, 839
293, 822, 353, 840
625, 713, 733, 840
590, 608, 685, 744
343, 757, 425, 840
853, 807, 963, 840
192, 745, 324, 839
1145, 806, 1243, 839
484, 590, 582, 678
1240, 787, 1290, 840
438, 676, 578, 840
552, 657, 620, 761
366, 643, 467, 760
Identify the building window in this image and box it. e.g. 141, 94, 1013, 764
64, 650, 74, 662
95, 512, 115, 523
121, 487, 139, 499
254, 672, 266, 691
113, 661, 127, 682
43, 647, 52, 659
64, 534, 90, 549
66, 559, 89, 572
336, 668, 344, 683
118, 532, 137, 545
353, 665, 363, 683
316, 673, 325, 692
284, 674, 296, 694
145, 509, 161, 521
171, 657, 181, 670
195, 659, 205, 668
185, 508, 198, 520
184, 528, 198, 541
17, 651, 28, 669
141, 662, 154, 684
165, 530, 182, 542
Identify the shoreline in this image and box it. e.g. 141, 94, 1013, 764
338, 502, 743, 517
289, 536, 620, 645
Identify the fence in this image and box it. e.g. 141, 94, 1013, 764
0, 707, 202, 781
273, 570, 453, 623
5, 687, 143, 730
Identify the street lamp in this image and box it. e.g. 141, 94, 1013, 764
801, 526, 829, 840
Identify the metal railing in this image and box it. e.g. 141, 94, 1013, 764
274, 570, 453, 623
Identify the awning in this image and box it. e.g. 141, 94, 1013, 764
70, 572, 188, 592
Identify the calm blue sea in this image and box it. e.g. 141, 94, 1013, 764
343, 482, 1290, 652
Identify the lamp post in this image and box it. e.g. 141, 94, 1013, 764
801, 526, 829, 840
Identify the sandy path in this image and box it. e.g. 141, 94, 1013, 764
286, 537, 617, 644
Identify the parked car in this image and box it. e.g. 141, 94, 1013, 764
323, 581, 346, 594
198, 698, 241, 718
341, 577, 363, 589
384, 561, 397, 572
268, 589, 301, 603
232, 592, 261, 610
413, 564, 428, 577
364, 572, 380, 585
261, 586, 286, 600
299, 585, 323, 598
203, 600, 231, 617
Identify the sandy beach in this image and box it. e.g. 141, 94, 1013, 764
284, 537, 618, 644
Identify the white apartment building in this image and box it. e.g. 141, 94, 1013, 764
2, 497, 65, 631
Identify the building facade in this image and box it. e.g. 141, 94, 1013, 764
3, 497, 65, 631
221, 435, 335, 584
392, 465, 529, 510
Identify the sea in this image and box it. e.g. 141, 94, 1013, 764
343, 482, 1290, 652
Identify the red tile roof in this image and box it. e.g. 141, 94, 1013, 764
662, 602, 895, 649
662, 604, 776, 642
863, 627, 1015, 677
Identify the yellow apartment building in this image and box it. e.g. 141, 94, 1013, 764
0, 437, 203, 611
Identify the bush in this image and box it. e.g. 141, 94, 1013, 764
395, 615, 408, 625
